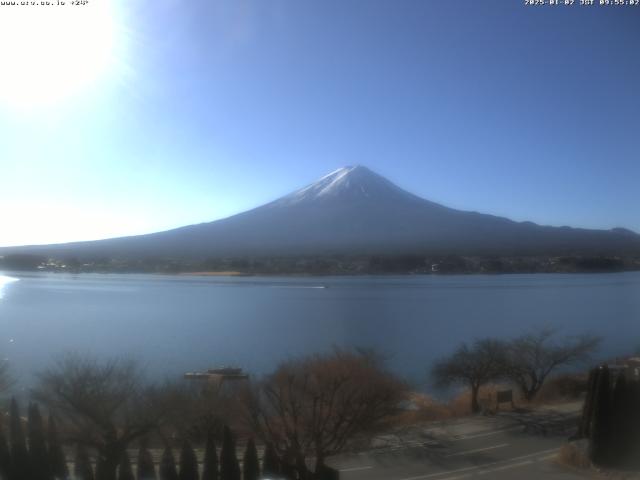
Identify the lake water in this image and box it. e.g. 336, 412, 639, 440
0, 271, 639, 389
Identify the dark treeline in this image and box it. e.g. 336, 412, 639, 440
0, 399, 342, 480
0, 349, 393, 480
2, 253, 639, 275
0, 400, 273, 480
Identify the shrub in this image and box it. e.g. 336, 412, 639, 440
118, 451, 135, 480
137, 440, 157, 480
201, 432, 218, 480
179, 440, 198, 480
74, 444, 95, 480
10, 399, 30, 480
48, 415, 70, 480
535, 373, 589, 404
159, 447, 179, 480
261, 443, 280, 477
220, 426, 240, 480
242, 439, 259, 480
27, 403, 50, 480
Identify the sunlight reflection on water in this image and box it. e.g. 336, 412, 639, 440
0, 275, 18, 299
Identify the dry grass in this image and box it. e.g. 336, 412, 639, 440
598, 471, 640, 479
558, 442, 592, 470
556, 441, 640, 479
392, 374, 588, 430
391, 384, 516, 427
387, 393, 452, 427
532, 373, 589, 405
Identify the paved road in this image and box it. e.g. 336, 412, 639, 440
329, 404, 588, 480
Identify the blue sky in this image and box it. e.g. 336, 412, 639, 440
0, 0, 639, 246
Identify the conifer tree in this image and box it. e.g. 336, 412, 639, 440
261, 443, 280, 477
137, 439, 157, 480
179, 439, 198, 480
48, 415, 69, 480
118, 451, 135, 480
28, 403, 51, 480
96, 455, 108, 480
611, 373, 635, 467
279, 454, 296, 480
0, 429, 12, 480
589, 366, 612, 466
219, 426, 240, 480
74, 444, 95, 480
242, 439, 259, 480
159, 447, 179, 480
201, 432, 218, 480
10, 398, 30, 480
578, 367, 598, 438
630, 381, 640, 469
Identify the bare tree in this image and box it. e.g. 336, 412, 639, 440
33, 354, 175, 480
0, 359, 12, 395
503, 329, 600, 401
432, 339, 507, 414
244, 348, 407, 479
154, 380, 234, 443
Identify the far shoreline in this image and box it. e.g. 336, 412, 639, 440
177, 271, 250, 277
2, 269, 640, 279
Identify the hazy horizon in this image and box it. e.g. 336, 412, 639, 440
2, 164, 639, 249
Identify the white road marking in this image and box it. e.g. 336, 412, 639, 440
538, 453, 558, 461
397, 447, 558, 480
339, 466, 373, 472
444, 443, 509, 457
478, 459, 534, 474
449, 426, 521, 441
439, 460, 535, 480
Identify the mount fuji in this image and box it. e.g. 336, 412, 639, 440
3, 166, 640, 260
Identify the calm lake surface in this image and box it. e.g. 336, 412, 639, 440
1, 272, 639, 388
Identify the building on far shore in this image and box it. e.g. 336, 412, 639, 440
184, 366, 249, 388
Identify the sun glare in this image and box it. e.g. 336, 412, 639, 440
0, 0, 118, 109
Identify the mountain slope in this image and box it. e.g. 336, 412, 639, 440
3, 166, 640, 259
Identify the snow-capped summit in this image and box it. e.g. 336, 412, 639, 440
273, 165, 420, 206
